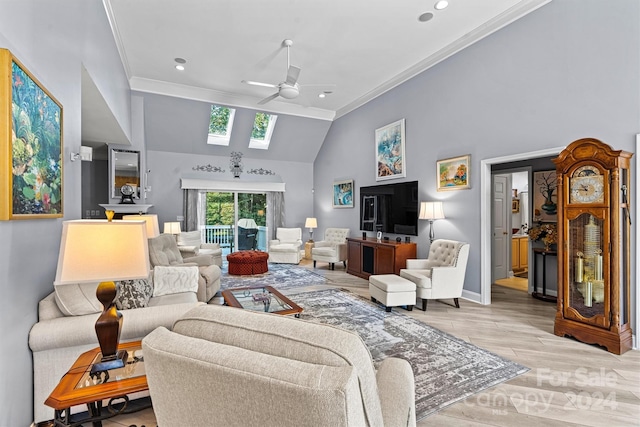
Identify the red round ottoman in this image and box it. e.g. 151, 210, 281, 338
226, 250, 269, 275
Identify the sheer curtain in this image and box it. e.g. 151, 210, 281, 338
266, 191, 285, 240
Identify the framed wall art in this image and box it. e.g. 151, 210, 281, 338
375, 118, 405, 181
1, 49, 63, 220
533, 170, 558, 222
333, 179, 354, 208
437, 154, 470, 191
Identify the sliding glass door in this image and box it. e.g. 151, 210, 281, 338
203, 191, 267, 254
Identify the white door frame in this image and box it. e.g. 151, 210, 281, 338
480, 147, 563, 305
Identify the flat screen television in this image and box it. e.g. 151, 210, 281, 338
360, 181, 419, 236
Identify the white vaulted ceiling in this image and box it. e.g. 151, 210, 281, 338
101, 0, 551, 121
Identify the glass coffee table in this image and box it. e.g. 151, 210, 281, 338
221, 285, 302, 317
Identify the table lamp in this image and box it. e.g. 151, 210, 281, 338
418, 201, 445, 244
305, 217, 317, 242
54, 219, 150, 373
123, 214, 160, 238
164, 221, 181, 237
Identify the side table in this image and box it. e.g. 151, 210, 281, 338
45, 341, 149, 427
304, 241, 315, 260
532, 248, 557, 303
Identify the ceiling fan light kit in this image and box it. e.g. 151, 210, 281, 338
242, 39, 334, 105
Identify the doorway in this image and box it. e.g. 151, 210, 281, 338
202, 191, 267, 254
480, 147, 563, 305
492, 169, 530, 293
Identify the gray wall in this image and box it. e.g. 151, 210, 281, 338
314, 0, 638, 300
146, 150, 314, 233
0, 0, 131, 425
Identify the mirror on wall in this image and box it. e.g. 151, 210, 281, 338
111, 148, 140, 199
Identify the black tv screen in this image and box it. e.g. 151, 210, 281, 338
360, 181, 419, 236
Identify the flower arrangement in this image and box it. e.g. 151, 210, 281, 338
526, 222, 558, 250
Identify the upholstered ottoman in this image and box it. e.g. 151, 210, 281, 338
369, 274, 416, 312
227, 251, 269, 275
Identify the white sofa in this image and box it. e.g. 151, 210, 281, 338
143, 304, 416, 426
29, 274, 204, 423
268, 227, 303, 264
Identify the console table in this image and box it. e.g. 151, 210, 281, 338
346, 237, 416, 279
532, 248, 557, 303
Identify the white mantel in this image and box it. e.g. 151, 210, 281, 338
99, 204, 153, 214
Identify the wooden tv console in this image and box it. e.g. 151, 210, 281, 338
346, 237, 417, 279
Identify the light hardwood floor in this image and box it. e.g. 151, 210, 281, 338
104, 260, 640, 427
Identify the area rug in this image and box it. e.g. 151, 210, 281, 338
295, 288, 529, 420
220, 262, 328, 291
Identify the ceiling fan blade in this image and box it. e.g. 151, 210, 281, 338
258, 92, 280, 105
285, 65, 301, 86
242, 80, 278, 88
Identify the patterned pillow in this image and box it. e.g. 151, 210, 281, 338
115, 279, 153, 310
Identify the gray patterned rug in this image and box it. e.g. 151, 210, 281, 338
220, 262, 328, 291
295, 288, 529, 420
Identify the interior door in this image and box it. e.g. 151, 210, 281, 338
492, 174, 511, 281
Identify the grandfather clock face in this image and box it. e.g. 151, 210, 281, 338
570, 165, 604, 204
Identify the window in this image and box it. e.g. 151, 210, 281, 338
207, 104, 236, 146
248, 112, 278, 149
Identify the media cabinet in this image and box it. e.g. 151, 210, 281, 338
346, 237, 417, 279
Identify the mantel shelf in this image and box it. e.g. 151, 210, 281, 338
99, 204, 153, 214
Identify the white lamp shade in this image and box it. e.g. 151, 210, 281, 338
164, 222, 182, 234
123, 214, 160, 238
55, 220, 150, 285
305, 217, 318, 228
418, 201, 445, 220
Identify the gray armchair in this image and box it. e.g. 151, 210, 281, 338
311, 227, 350, 270
177, 230, 222, 266
148, 234, 221, 302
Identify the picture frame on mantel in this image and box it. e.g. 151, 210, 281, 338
375, 119, 405, 181
436, 154, 470, 191
333, 179, 354, 208
0, 49, 63, 220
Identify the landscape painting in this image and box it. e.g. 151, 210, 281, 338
375, 119, 405, 181
437, 154, 470, 191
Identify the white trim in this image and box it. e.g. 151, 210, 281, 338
181, 178, 285, 192
636, 135, 639, 350
480, 147, 564, 305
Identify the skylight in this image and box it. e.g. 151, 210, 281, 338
207, 104, 236, 146
248, 112, 278, 150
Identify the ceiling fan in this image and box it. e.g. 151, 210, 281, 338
242, 39, 330, 105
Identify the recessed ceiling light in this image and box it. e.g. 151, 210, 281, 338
318, 93, 326, 98
418, 12, 434, 22
434, 1, 449, 10
174, 57, 186, 71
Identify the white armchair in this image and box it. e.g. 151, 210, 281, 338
177, 230, 222, 267
399, 239, 470, 311
311, 228, 350, 270
268, 228, 303, 264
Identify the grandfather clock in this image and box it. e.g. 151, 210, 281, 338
552, 138, 632, 354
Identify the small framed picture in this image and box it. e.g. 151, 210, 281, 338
512, 199, 520, 213
333, 179, 354, 208
437, 154, 470, 191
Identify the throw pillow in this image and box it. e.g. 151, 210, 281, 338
152, 266, 199, 297
115, 278, 153, 310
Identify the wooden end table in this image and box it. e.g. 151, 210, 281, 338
45, 341, 149, 427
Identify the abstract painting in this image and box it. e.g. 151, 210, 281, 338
333, 179, 354, 208
375, 119, 405, 181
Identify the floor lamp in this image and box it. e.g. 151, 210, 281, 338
55, 219, 150, 373
419, 201, 445, 244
